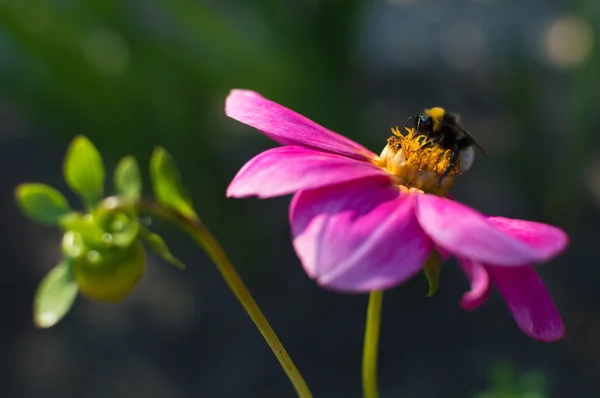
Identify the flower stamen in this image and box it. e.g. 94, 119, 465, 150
376, 128, 459, 196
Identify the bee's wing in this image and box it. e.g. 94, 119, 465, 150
454, 125, 487, 155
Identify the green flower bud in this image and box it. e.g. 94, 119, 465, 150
62, 230, 145, 302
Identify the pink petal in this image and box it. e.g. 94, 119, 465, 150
225, 89, 376, 161
415, 195, 557, 266
486, 265, 565, 341
226, 146, 390, 198
486, 217, 568, 260
457, 257, 491, 310
290, 178, 432, 292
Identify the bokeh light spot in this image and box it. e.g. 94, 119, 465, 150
543, 16, 593, 69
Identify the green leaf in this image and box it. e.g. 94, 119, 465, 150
149, 147, 197, 219
34, 260, 79, 328
15, 183, 72, 225
114, 156, 141, 201
423, 250, 442, 297
64, 135, 105, 208
139, 227, 185, 270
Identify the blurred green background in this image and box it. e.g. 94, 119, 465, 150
2, 1, 599, 397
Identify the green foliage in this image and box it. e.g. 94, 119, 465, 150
33, 260, 79, 328
18, 135, 196, 326
64, 136, 105, 208
475, 360, 547, 398
114, 156, 141, 201
62, 211, 139, 250
423, 250, 442, 297
140, 227, 186, 270
60, 213, 113, 249
15, 183, 72, 225
150, 147, 197, 219
100, 211, 140, 248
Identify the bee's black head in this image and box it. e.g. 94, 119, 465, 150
414, 113, 434, 135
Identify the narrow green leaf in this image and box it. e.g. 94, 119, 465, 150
15, 183, 72, 225
64, 135, 105, 208
423, 250, 442, 297
114, 156, 141, 201
149, 147, 196, 218
140, 227, 185, 270
34, 261, 79, 328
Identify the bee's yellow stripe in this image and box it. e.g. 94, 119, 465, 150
426, 107, 445, 132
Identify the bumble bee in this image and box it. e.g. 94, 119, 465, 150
403, 107, 487, 178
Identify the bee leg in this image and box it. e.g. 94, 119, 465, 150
438, 146, 459, 188
443, 148, 459, 177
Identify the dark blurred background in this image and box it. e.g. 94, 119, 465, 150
1, 1, 599, 397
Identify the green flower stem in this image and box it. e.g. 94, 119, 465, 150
99, 198, 313, 398
363, 290, 384, 398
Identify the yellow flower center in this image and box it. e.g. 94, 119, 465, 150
376, 127, 458, 196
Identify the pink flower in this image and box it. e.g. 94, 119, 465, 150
225, 89, 568, 341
